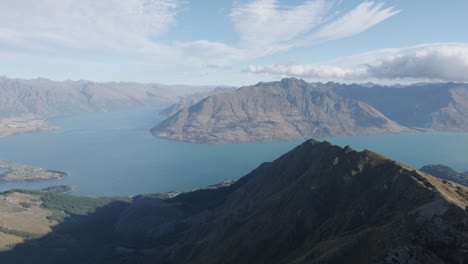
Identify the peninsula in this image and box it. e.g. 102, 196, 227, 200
0, 161, 67, 182
0, 115, 54, 138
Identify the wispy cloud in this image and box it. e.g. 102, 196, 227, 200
312, 1, 400, 41
0, 0, 400, 77
0, 0, 179, 52
245, 43, 468, 82
230, 0, 399, 52
0, 0, 248, 68
230, 0, 330, 49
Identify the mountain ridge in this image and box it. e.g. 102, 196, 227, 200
0, 139, 466, 263
0, 76, 217, 118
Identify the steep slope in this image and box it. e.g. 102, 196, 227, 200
420, 164, 468, 186
152, 78, 407, 143
333, 82, 468, 130
113, 139, 468, 264
0, 140, 467, 263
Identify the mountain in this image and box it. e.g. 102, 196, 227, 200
420, 164, 468, 186
0, 76, 216, 118
153, 79, 468, 143
152, 78, 407, 143
0, 140, 466, 263
332, 82, 468, 130
159, 87, 235, 116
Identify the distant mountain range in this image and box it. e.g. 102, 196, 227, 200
1, 140, 466, 263
153, 78, 468, 143
0, 76, 216, 118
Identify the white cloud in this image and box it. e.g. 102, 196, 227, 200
0, 0, 179, 52
245, 43, 468, 82
230, 0, 329, 48
0, 0, 251, 69
230, 0, 399, 52
365, 44, 468, 81
246, 64, 361, 79
0, 0, 400, 76
312, 2, 400, 41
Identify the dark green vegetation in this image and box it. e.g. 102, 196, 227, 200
420, 164, 468, 186
0, 140, 466, 263
153, 78, 468, 143
41, 185, 73, 194
3, 188, 131, 220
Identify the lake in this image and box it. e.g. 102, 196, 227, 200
0, 107, 467, 197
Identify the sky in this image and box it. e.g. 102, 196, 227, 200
0, 0, 467, 86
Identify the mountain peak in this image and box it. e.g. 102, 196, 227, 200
112, 139, 467, 263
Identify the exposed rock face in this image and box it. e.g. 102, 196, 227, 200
0, 76, 215, 118
113, 140, 468, 264
420, 164, 468, 186
152, 78, 407, 143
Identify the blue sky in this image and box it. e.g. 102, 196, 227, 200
0, 0, 467, 86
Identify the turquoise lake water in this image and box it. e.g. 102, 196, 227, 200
0, 107, 467, 197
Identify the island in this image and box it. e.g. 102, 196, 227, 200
0, 161, 67, 182
0, 115, 55, 138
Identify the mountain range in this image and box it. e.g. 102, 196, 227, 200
153, 78, 468, 143
0, 76, 216, 118
0, 140, 466, 263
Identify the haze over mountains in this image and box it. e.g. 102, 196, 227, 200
0, 76, 216, 118
0, 140, 466, 263
153, 78, 468, 143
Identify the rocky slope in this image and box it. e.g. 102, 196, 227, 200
0, 76, 215, 118
420, 164, 468, 186
1, 140, 466, 264
152, 78, 407, 143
